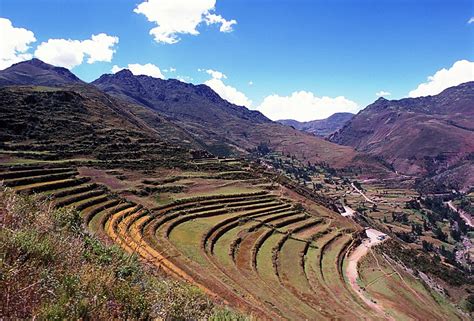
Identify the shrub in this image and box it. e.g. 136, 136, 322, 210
8, 229, 55, 264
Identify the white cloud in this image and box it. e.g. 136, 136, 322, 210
408, 60, 474, 97
134, 0, 236, 44
256, 91, 359, 122
177, 75, 193, 82
203, 69, 251, 106
206, 69, 226, 79
112, 63, 164, 78
0, 18, 36, 70
35, 33, 118, 69
204, 13, 236, 32
248, 81, 253, 86
163, 67, 176, 73
468, 17, 474, 24
375, 91, 391, 97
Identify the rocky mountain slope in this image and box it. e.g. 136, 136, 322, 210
0, 60, 206, 163
278, 112, 354, 137
330, 82, 474, 190
92, 68, 359, 167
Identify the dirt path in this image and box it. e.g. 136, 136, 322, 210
345, 229, 394, 320
341, 205, 355, 217
351, 183, 376, 204
447, 201, 473, 227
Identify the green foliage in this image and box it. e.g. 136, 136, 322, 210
83, 236, 117, 265
207, 143, 233, 157
9, 229, 55, 264
292, 202, 304, 212
256, 142, 270, 155
377, 240, 472, 287
458, 197, 473, 215
209, 308, 250, 321
112, 282, 150, 319
0, 187, 244, 319
51, 206, 82, 234
465, 294, 474, 313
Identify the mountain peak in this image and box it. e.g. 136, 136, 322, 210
18, 58, 50, 68
277, 112, 354, 137
115, 69, 134, 77
329, 81, 474, 181
0, 58, 83, 87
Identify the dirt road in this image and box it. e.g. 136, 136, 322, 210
447, 201, 473, 227
351, 183, 376, 204
345, 229, 394, 320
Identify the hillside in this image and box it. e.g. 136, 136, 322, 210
278, 112, 354, 137
92, 69, 359, 167
0, 85, 204, 165
0, 59, 360, 168
330, 82, 474, 189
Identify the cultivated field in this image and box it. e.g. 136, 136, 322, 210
0, 157, 467, 320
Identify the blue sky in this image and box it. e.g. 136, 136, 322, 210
0, 0, 473, 121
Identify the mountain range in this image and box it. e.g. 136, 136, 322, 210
330, 83, 474, 191
0, 59, 361, 168
0, 59, 472, 191
278, 112, 354, 137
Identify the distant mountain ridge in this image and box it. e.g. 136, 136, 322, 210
278, 112, 354, 137
329, 82, 474, 190
92, 69, 270, 125
92, 68, 359, 166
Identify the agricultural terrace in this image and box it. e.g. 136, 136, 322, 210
0, 155, 467, 320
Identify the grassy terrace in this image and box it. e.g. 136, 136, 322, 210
1, 161, 465, 320
0, 163, 372, 319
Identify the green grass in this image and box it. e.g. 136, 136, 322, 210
169, 213, 237, 266
255, 232, 281, 283
321, 234, 351, 287
279, 238, 310, 290
213, 220, 257, 268
358, 252, 463, 321
0, 157, 98, 166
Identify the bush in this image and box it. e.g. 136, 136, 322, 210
8, 229, 55, 264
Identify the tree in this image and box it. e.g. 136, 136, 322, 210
466, 294, 474, 313
433, 226, 447, 242
411, 223, 423, 236
422, 240, 433, 252
257, 142, 270, 155
450, 228, 461, 242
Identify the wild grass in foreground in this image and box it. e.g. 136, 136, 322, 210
0, 187, 247, 320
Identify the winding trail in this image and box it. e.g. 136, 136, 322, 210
345, 229, 394, 320
351, 183, 376, 204
447, 201, 473, 227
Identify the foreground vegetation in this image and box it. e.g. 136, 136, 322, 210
0, 187, 244, 320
